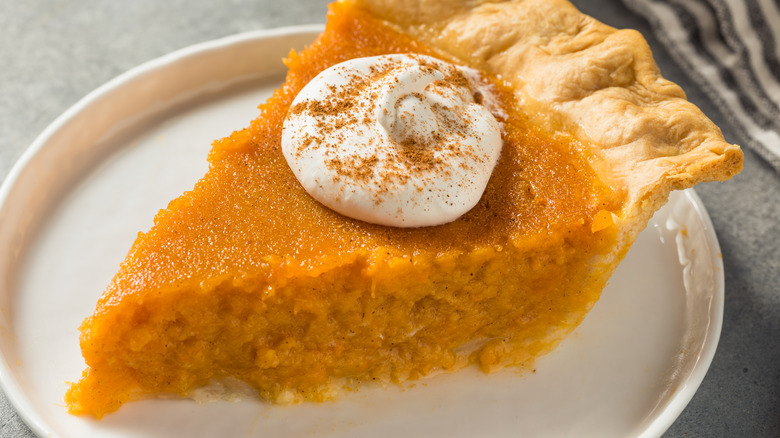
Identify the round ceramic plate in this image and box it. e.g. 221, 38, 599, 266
0, 27, 724, 438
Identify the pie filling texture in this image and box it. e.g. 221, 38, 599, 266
65, 0, 742, 418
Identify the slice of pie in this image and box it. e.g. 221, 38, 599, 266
65, 0, 742, 418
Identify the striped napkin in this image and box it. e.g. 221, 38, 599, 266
621, 0, 780, 171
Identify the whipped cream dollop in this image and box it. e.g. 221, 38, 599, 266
281, 54, 504, 227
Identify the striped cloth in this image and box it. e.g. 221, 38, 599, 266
621, 0, 780, 171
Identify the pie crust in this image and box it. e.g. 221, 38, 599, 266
362, 0, 742, 226
65, 0, 742, 418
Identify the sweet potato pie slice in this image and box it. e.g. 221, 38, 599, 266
65, 0, 742, 418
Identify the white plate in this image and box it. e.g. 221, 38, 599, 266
0, 27, 724, 438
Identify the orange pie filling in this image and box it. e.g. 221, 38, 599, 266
66, 2, 626, 418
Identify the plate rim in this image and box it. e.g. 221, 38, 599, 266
640, 189, 724, 437
0, 26, 724, 438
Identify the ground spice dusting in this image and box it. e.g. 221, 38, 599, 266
288, 54, 498, 206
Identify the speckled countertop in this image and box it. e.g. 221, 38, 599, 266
1, 1, 778, 437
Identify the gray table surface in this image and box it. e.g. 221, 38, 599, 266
1, 0, 778, 437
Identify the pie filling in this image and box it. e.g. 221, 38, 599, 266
67, 1, 667, 419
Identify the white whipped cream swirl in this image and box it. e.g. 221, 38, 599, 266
281, 54, 503, 227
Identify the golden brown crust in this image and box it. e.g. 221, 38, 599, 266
352, 0, 743, 221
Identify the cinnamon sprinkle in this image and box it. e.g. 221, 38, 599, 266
289, 54, 497, 204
